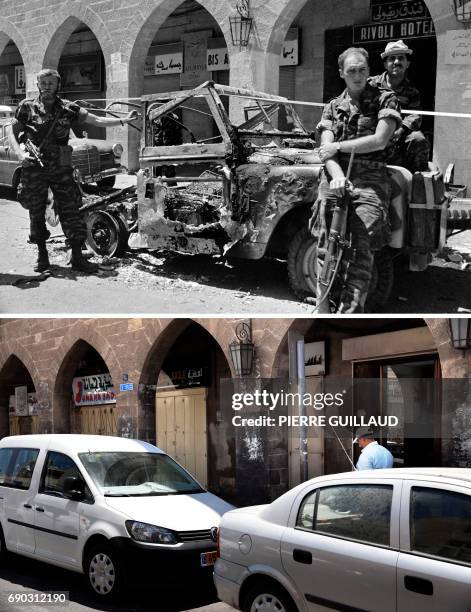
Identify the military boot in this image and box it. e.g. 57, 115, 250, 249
34, 242, 50, 273
69, 243, 99, 273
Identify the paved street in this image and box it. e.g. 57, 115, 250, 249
1, 176, 470, 314
0, 550, 233, 612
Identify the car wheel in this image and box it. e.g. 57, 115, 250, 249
97, 176, 116, 190
85, 211, 126, 257
365, 248, 394, 312
243, 581, 297, 612
287, 227, 319, 300
85, 543, 122, 600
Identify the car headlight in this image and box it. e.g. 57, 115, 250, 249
125, 520, 178, 544
112, 143, 123, 158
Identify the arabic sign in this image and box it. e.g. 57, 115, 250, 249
158, 366, 209, 389
370, 1, 428, 23
181, 30, 212, 88
73, 373, 116, 406
120, 383, 134, 391
145, 44, 183, 76
15, 386, 28, 416
14, 65, 25, 94
445, 29, 471, 64
281, 28, 299, 66
353, 17, 435, 43
207, 44, 230, 72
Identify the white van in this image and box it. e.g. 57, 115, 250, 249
0, 434, 233, 600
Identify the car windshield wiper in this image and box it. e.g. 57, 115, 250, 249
104, 492, 133, 497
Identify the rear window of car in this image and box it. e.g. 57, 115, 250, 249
410, 486, 471, 565
0, 447, 39, 490
297, 484, 393, 547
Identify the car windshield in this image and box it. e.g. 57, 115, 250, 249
79, 451, 205, 496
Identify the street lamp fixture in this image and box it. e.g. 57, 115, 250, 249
230, 321, 255, 376
453, 0, 471, 26
230, 0, 253, 47
449, 318, 471, 349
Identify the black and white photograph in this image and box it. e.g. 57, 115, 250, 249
1, 0, 471, 611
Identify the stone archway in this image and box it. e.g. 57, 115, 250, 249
51, 323, 121, 434
138, 318, 233, 495
121, 0, 233, 170
0, 354, 37, 438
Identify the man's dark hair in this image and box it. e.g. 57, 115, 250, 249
338, 47, 369, 70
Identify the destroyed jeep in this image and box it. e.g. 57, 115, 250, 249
84, 82, 470, 309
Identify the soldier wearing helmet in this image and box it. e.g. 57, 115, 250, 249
7, 68, 137, 273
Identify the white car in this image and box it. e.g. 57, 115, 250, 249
214, 468, 471, 612
0, 434, 233, 600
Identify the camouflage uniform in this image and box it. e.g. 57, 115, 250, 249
315, 82, 402, 313
369, 72, 429, 172
13, 96, 88, 245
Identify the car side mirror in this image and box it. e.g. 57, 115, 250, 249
63, 476, 86, 502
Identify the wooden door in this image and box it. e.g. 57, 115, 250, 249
79, 404, 117, 436
155, 387, 208, 487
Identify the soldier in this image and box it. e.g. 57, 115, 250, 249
313, 47, 402, 313
369, 40, 430, 172
7, 68, 137, 273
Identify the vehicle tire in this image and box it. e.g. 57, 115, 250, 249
85, 210, 126, 257
84, 542, 123, 601
365, 248, 394, 312
97, 176, 116, 190
287, 227, 319, 300
243, 580, 297, 612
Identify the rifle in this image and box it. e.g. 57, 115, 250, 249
314, 148, 355, 313
22, 138, 44, 168
18, 127, 44, 168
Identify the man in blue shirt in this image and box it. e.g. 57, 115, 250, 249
354, 427, 394, 470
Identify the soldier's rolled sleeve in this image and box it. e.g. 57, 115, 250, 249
13, 101, 29, 129
316, 103, 334, 134
402, 87, 422, 131
378, 91, 402, 129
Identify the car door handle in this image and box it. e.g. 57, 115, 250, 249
35, 507, 45, 513
293, 548, 312, 564
23, 504, 32, 509
404, 575, 433, 596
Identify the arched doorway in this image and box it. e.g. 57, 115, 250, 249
273, 318, 440, 485
45, 20, 107, 140
54, 340, 116, 436
0, 37, 26, 107
139, 321, 233, 494
0, 355, 38, 437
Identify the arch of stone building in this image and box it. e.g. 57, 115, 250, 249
41, 5, 114, 74
123, 0, 234, 98
268, 318, 449, 378
263, 0, 445, 56
0, 21, 30, 69
138, 318, 234, 386
0, 342, 41, 393
51, 324, 122, 433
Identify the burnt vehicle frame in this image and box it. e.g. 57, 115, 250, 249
85, 81, 471, 310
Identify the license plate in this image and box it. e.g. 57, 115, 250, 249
200, 551, 217, 567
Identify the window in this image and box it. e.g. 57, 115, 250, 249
40, 451, 89, 499
0, 448, 15, 486
410, 487, 471, 565
310, 484, 393, 546
297, 491, 317, 530
0, 448, 39, 490
10, 448, 39, 490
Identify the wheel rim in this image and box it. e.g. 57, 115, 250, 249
89, 552, 116, 595
86, 211, 120, 256
301, 239, 320, 295
250, 593, 286, 612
